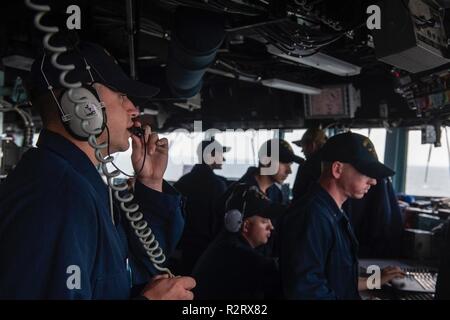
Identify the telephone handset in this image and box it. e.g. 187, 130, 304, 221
26, 0, 174, 277
128, 126, 145, 138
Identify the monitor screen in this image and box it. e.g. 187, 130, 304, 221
305, 86, 350, 119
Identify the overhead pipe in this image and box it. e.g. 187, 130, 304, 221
125, 0, 137, 79
166, 6, 225, 98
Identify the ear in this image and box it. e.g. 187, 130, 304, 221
92, 83, 103, 99
331, 161, 344, 179
241, 219, 250, 234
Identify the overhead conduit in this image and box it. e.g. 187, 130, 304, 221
166, 6, 225, 98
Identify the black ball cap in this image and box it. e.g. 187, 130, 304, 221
321, 132, 395, 179
259, 139, 304, 164
30, 42, 159, 101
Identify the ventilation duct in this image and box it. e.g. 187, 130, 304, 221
166, 6, 225, 98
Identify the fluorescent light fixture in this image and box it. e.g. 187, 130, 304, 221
2, 55, 34, 71
261, 78, 322, 95
207, 68, 321, 95
207, 68, 259, 83
174, 93, 202, 111
267, 44, 361, 77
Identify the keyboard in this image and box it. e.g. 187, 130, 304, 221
398, 292, 435, 300
391, 268, 437, 293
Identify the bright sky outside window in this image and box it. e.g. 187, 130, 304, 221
406, 128, 450, 197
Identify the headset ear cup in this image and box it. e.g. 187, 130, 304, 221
59, 87, 105, 141
224, 209, 243, 233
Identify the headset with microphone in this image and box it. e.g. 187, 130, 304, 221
40, 52, 106, 141
39, 48, 166, 273
58, 86, 106, 140
41, 51, 147, 177
223, 185, 267, 233
224, 209, 245, 233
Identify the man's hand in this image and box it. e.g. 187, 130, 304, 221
380, 266, 405, 285
358, 266, 406, 291
131, 124, 168, 192
141, 274, 196, 300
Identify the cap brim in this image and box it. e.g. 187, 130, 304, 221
257, 203, 284, 221
106, 79, 160, 99
293, 155, 306, 164
280, 154, 305, 164
353, 161, 395, 179
292, 139, 305, 146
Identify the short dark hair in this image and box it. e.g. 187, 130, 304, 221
321, 161, 333, 176
28, 85, 62, 128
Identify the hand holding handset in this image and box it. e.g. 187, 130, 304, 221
128, 126, 145, 138
129, 124, 197, 299
129, 122, 169, 192
141, 274, 196, 300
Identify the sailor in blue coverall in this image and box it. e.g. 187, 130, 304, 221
0, 42, 195, 299
281, 132, 404, 299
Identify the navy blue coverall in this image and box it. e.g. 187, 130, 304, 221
0, 130, 184, 299
192, 231, 280, 300
281, 183, 360, 300
174, 163, 228, 274
291, 150, 322, 202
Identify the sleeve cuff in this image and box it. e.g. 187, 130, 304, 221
134, 180, 182, 216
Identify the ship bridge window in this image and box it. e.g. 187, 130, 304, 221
405, 128, 450, 197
